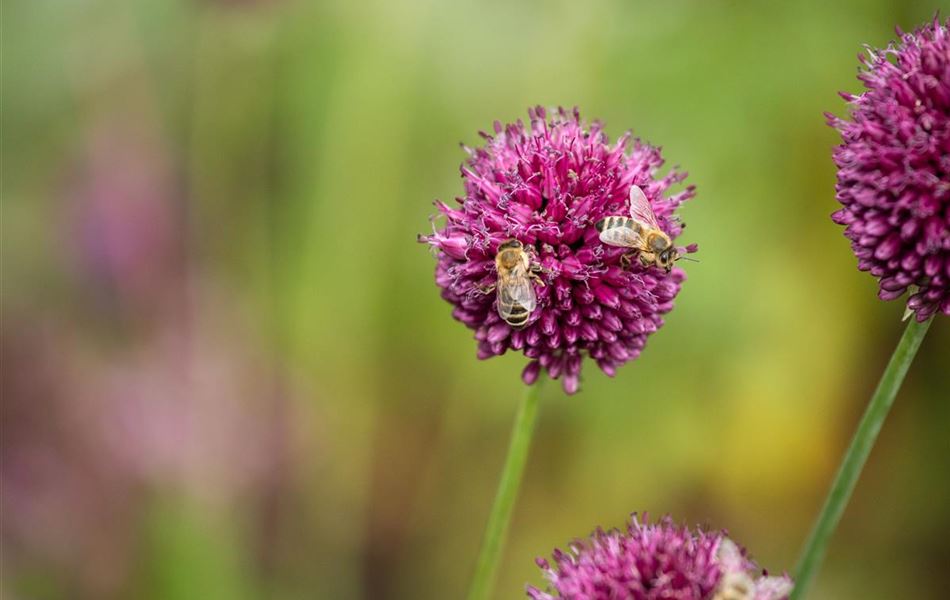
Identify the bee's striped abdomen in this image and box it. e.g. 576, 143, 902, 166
595, 215, 636, 232
501, 303, 530, 328
496, 277, 536, 328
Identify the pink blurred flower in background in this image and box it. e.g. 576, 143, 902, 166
64, 121, 184, 324
2, 119, 310, 598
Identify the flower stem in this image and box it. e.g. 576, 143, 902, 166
791, 315, 933, 599
467, 378, 544, 600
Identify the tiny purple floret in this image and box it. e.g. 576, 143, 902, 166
419, 107, 695, 393
828, 17, 950, 320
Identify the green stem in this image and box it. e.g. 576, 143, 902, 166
467, 378, 544, 600
791, 316, 933, 599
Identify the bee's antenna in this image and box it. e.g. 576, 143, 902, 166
678, 256, 700, 263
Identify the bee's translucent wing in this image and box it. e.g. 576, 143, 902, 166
598, 223, 644, 249
497, 276, 536, 320
628, 185, 660, 229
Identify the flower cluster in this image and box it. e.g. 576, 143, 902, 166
828, 17, 950, 320
419, 107, 695, 393
527, 514, 793, 600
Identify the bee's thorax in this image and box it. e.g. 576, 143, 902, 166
646, 231, 671, 251
496, 248, 526, 272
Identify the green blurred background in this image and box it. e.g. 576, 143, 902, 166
4, 0, 949, 598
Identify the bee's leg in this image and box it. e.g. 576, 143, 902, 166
477, 283, 496, 294
529, 264, 549, 286
639, 252, 655, 268
527, 271, 546, 287
620, 251, 637, 269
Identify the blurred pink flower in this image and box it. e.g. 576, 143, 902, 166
2, 305, 310, 596
64, 122, 184, 324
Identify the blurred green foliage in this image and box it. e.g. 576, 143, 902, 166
4, 1, 949, 599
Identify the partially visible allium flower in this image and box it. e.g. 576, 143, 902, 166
419, 107, 695, 394
527, 514, 793, 600
65, 121, 183, 323
827, 17, 950, 320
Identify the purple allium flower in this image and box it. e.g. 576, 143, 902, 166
526, 514, 793, 600
827, 17, 950, 321
419, 107, 695, 394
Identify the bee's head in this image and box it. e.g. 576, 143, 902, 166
656, 247, 679, 272
496, 239, 526, 269
497, 239, 523, 252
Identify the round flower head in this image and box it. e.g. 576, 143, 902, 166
419, 107, 695, 394
827, 17, 950, 320
527, 514, 793, 600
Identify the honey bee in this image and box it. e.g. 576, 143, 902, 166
488, 239, 543, 328
711, 539, 756, 600
595, 184, 682, 272
713, 572, 756, 600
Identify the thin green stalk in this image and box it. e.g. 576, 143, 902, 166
792, 315, 933, 599
467, 378, 544, 600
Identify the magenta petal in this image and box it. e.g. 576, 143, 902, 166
521, 360, 541, 385
562, 374, 579, 395
873, 234, 902, 260
487, 322, 510, 344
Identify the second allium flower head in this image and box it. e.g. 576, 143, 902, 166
828, 17, 950, 321
419, 107, 695, 394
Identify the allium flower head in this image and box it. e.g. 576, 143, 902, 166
828, 17, 950, 320
527, 514, 793, 600
419, 107, 695, 394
